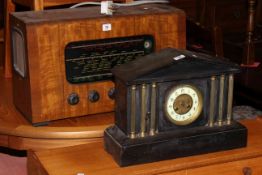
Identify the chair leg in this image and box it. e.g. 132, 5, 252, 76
242, 0, 256, 65
3, 0, 15, 78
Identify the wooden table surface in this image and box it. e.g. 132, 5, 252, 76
27, 118, 262, 175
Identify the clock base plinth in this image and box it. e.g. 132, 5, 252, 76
104, 122, 247, 167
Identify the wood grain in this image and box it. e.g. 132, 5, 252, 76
11, 4, 186, 123
0, 135, 9, 147
0, 124, 110, 139
27, 23, 64, 122
187, 157, 262, 175
159, 157, 262, 175
3, 0, 132, 79
27, 119, 262, 175
0, 68, 114, 150
28, 150, 49, 175
0, 29, 4, 67
8, 136, 102, 150
159, 171, 186, 175
3, 0, 15, 78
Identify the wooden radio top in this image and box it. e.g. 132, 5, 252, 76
11, 4, 185, 24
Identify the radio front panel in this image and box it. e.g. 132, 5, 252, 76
65, 35, 154, 84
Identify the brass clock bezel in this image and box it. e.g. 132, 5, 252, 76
164, 84, 203, 126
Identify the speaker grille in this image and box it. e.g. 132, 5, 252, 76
11, 27, 26, 77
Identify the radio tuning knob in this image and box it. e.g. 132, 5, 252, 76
88, 90, 100, 102
108, 88, 115, 99
67, 93, 79, 105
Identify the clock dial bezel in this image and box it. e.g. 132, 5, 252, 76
164, 84, 203, 126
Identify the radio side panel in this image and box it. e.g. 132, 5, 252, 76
11, 17, 33, 121
158, 12, 186, 49
26, 23, 65, 123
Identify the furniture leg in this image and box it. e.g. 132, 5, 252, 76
242, 0, 256, 65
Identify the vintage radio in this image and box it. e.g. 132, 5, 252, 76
10, 4, 186, 124
104, 48, 247, 166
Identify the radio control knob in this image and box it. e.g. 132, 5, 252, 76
88, 90, 100, 102
67, 93, 79, 105
108, 88, 115, 99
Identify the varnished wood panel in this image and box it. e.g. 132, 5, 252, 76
0, 28, 3, 67
11, 4, 186, 123
8, 136, 102, 150
3, 0, 15, 78
27, 119, 262, 175
12, 0, 40, 9
27, 23, 64, 122
0, 68, 29, 126
134, 13, 186, 50
28, 150, 49, 175
0, 135, 8, 147
0, 43, 3, 68
159, 171, 186, 175
0, 69, 114, 150
3, 0, 132, 79
159, 157, 262, 175
188, 157, 262, 175
12, 18, 33, 121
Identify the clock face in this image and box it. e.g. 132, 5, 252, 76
164, 84, 203, 125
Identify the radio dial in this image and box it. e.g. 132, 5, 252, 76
108, 88, 115, 99
67, 93, 80, 105
88, 90, 100, 102
144, 40, 153, 50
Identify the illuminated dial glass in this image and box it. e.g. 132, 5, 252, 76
165, 85, 203, 125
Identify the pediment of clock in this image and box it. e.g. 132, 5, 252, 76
112, 48, 240, 85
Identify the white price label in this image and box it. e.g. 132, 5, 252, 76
173, 54, 186, 61
76, 173, 85, 175
102, 23, 112, 31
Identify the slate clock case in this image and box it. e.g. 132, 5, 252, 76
104, 48, 247, 167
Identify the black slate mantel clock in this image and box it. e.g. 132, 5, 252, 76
104, 48, 247, 167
